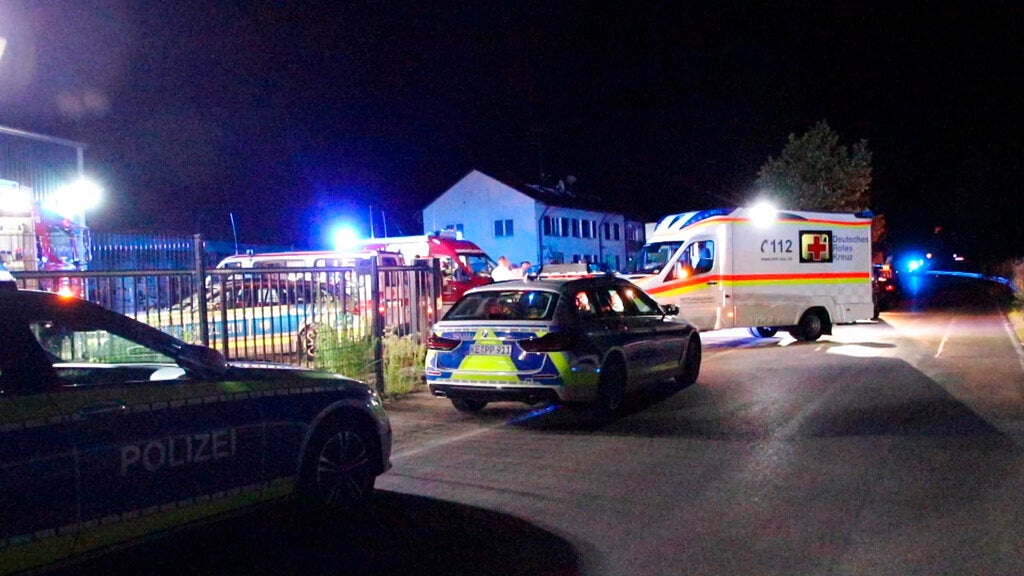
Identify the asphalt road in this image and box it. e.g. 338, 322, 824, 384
58, 273, 1024, 576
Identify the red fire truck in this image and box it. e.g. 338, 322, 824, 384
347, 232, 496, 305
0, 180, 90, 297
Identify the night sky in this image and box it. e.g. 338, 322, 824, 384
1, 2, 1021, 261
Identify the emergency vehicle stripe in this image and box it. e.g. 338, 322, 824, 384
2, 479, 293, 575
643, 272, 869, 296
652, 215, 870, 238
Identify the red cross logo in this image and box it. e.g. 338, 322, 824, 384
806, 235, 829, 261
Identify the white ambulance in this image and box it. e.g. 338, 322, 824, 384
626, 205, 874, 341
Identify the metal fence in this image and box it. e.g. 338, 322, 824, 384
11, 255, 442, 393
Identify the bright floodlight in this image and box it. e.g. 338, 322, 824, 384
0, 37, 7, 63
749, 202, 777, 228
331, 225, 359, 251
43, 178, 102, 219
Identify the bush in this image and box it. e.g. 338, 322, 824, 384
314, 328, 426, 397
314, 328, 375, 382
383, 333, 427, 396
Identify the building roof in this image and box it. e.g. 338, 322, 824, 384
461, 169, 638, 217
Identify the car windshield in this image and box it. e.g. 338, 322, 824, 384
459, 252, 497, 276
445, 290, 558, 321
627, 241, 683, 274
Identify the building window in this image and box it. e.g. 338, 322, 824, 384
613, 223, 620, 241
582, 220, 593, 239
571, 219, 580, 238
494, 219, 514, 237
560, 217, 570, 237
543, 217, 553, 236
603, 222, 611, 240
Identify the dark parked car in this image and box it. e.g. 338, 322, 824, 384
0, 280, 391, 575
873, 263, 901, 315
425, 271, 701, 413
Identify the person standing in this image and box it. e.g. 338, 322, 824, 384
491, 256, 515, 281
517, 261, 532, 278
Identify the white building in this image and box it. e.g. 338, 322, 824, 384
422, 169, 645, 271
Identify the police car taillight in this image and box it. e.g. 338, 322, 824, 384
519, 331, 576, 352
427, 334, 460, 351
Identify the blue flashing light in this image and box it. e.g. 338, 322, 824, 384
330, 224, 360, 251
906, 258, 927, 274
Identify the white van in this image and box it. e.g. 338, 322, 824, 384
626, 206, 874, 341
216, 249, 404, 271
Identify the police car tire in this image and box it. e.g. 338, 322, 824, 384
299, 323, 321, 359
451, 398, 487, 413
675, 334, 702, 388
597, 358, 627, 413
299, 416, 377, 509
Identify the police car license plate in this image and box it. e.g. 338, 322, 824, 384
470, 344, 511, 355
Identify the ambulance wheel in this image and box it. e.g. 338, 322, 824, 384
298, 415, 377, 509
748, 326, 778, 338
675, 334, 702, 388
451, 398, 487, 413
597, 357, 627, 413
793, 311, 824, 342
299, 323, 321, 359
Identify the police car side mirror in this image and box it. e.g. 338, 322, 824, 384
176, 344, 228, 380
662, 304, 680, 316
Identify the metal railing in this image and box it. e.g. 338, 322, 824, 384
11, 244, 442, 393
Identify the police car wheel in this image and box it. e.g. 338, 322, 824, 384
299, 323, 321, 359
675, 334, 702, 388
597, 359, 627, 413
300, 419, 376, 508
451, 398, 487, 413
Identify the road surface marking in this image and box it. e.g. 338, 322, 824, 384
935, 319, 954, 358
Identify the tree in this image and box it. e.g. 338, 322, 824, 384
755, 120, 873, 213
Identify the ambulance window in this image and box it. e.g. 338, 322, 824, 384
676, 240, 715, 276
630, 241, 681, 274
693, 240, 715, 274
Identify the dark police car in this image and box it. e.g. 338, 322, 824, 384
0, 267, 391, 575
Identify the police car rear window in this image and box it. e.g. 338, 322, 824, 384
445, 290, 558, 321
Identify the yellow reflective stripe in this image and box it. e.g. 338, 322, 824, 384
548, 352, 573, 379
3, 380, 340, 431
1, 479, 295, 576
655, 276, 868, 299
